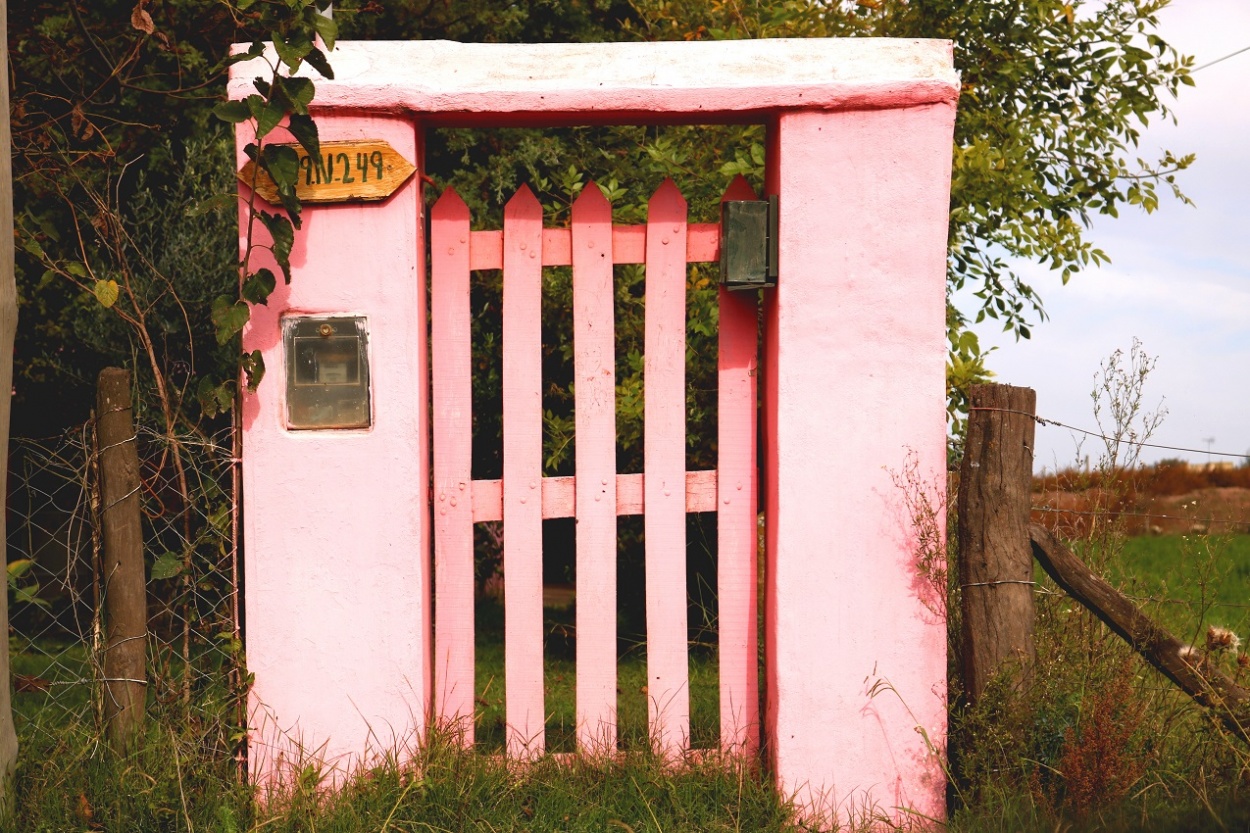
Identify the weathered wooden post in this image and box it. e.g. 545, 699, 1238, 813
97, 368, 148, 748
958, 383, 1037, 700
0, 0, 19, 813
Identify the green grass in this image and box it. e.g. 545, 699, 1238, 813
14, 532, 1250, 831
472, 599, 722, 753
1106, 533, 1250, 641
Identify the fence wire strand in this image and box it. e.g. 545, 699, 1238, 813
8, 420, 243, 757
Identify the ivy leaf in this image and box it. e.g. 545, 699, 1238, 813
211, 296, 251, 344
242, 349, 266, 392
213, 100, 251, 124
241, 268, 276, 305
287, 114, 320, 166
151, 552, 183, 580
257, 211, 295, 282
93, 279, 120, 308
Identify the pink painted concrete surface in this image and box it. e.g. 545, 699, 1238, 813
237, 113, 429, 791
764, 104, 955, 826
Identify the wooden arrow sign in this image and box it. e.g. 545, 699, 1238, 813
238, 140, 417, 205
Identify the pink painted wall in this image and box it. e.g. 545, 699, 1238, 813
237, 113, 429, 790
763, 105, 955, 826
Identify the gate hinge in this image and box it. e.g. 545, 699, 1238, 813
719, 195, 778, 291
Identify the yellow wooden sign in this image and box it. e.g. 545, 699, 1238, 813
238, 140, 417, 205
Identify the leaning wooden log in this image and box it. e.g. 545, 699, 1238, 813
1029, 523, 1250, 745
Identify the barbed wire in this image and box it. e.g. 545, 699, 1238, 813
1031, 505, 1250, 529
968, 406, 1250, 462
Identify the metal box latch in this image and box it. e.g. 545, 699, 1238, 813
719, 195, 778, 291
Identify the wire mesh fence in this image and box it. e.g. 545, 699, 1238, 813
7, 419, 244, 761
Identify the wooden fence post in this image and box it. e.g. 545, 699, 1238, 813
97, 368, 147, 748
957, 383, 1036, 701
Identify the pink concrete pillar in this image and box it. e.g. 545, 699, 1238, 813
763, 104, 954, 826
238, 113, 430, 790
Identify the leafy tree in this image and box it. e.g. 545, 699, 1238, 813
616, 0, 1194, 420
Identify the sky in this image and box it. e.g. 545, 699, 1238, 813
952, 0, 1250, 473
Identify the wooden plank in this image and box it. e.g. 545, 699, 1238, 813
571, 183, 618, 754
716, 175, 760, 755
430, 188, 476, 744
472, 469, 718, 523
469, 222, 720, 270
643, 178, 690, 756
502, 185, 546, 759
238, 140, 416, 204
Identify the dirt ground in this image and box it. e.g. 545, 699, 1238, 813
1032, 487, 1250, 537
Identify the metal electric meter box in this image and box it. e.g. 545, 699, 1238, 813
283, 315, 371, 430
719, 196, 778, 290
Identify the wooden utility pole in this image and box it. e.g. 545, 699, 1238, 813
97, 369, 148, 749
957, 383, 1037, 701
0, 0, 21, 817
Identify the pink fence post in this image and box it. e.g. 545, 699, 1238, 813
430, 188, 475, 744
715, 175, 760, 755
502, 185, 546, 759
644, 179, 691, 756
763, 105, 954, 825
572, 183, 619, 755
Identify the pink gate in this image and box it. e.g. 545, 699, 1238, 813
430, 177, 761, 759
236, 37, 957, 826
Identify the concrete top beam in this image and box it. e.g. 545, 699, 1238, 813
229, 39, 958, 126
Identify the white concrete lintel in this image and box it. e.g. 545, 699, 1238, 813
229, 38, 958, 125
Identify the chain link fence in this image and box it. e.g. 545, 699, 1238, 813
7, 419, 244, 761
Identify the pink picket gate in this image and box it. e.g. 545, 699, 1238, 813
430, 177, 761, 759
234, 38, 957, 827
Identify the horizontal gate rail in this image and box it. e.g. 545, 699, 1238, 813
430, 177, 759, 759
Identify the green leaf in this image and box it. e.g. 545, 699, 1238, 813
261, 144, 301, 191
246, 94, 284, 140
272, 76, 315, 115
310, 12, 337, 52
258, 212, 295, 281
241, 268, 277, 305
151, 552, 184, 581
287, 114, 320, 166
242, 349, 266, 392
213, 100, 251, 124
66, 262, 88, 278
304, 47, 334, 80
22, 237, 45, 258
7, 559, 33, 583
196, 377, 235, 418
212, 296, 251, 344
187, 193, 237, 218
272, 28, 313, 72
93, 279, 120, 308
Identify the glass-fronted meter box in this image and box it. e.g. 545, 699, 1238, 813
283, 315, 371, 430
